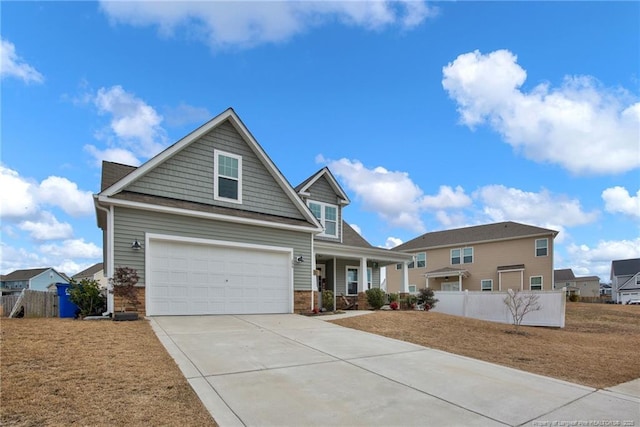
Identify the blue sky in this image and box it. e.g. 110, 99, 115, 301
1, 1, 638, 282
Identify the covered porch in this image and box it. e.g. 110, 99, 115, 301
424, 267, 470, 291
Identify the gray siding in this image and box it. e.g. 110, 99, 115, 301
333, 259, 381, 295
307, 176, 343, 242
126, 120, 305, 220
113, 207, 313, 290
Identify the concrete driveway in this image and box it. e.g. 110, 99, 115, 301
150, 314, 640, 427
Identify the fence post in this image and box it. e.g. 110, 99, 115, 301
463, 289, 469, 318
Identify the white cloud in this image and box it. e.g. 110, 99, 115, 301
0, 165, 38, 218
322, 157, 426, 232
39, 239, 102, 259
566, 238, 640, 281
442, 49, 640, 175
19, 211, 73, 241
384, 236, 403, 249
421, 185, 472, 210
602, 186, 640, 218
93, 85, 167, 158
84, 145, 141, 167
99, 1, 435, 50
38, 176, 95, 217
0, 243, 45, 274
474, 185, 599, 231
0, 38, 44, 84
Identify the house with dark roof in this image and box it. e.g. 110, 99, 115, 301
553, 268, 601, 298
610, 258, 640, 304
1, 268, 69, 294
386, 221, 558, 294
94, 108, 412, 316
72, 262, 108, 289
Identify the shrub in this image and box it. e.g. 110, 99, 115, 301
568, 293, 580, 302
417, 288, 438, 310
111, 267, 140, 312
322, 290, 334, 311
365, 288, 386, 310
68, 278, 106, 317
404, 294, 418, 309
390, 301, 399, 310
388, 293, 399, 303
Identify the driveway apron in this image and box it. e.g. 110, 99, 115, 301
150, 314, 640, 427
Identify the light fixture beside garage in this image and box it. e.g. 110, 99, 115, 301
131, 239, 142, 251
296, 256, 305, 263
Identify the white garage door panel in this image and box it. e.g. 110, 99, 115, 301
148, 239, 291, 315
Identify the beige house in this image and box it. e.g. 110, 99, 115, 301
72, 262, 109, 289
386, 221, 558, 294
553, 268, 600, 298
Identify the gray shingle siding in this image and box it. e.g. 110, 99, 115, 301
125, 120, 305, 220
306, 176, 343, 242
113, 207, 313, 290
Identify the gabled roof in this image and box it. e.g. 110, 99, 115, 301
619, 272, 640, 291
73, 262, 104, 279
97, 108, 321, 231
295, 167, 350, 205
2, 268, 57, 282
611, 258, 640, 277
554, 269, 576, 282
394, 221, 558, 252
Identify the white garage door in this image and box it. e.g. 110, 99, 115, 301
147, 238, 292, 315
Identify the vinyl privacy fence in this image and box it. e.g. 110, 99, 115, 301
433, 290, 566, 328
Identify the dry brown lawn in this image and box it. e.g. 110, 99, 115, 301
329, 302, 640, 389
0, 318, 216, 427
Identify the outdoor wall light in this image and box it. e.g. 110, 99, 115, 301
131, 240, 142, 250
296, 256, 305, 263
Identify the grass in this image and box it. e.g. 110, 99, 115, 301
0, 318, 216, 427
329, 302, 640, 389
1, 303, 637, 425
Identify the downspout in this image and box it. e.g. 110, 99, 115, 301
94, 199, 113, 315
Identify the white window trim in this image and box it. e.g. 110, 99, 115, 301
451, 247, 473, 265
530, 275, 543, 290
309, 201, 338, 238
416, 252, 426, 269
451, 248, 461, 265
535, 238, 548, 257
481, 279, 493, 291
367, 267, 373, 290
346, 266, 359, 296
408, 284, 417, 293
214, 149, 242, 204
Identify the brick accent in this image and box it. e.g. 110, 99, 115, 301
113, 286, 146, 317
337, 294, 359, 310
294, 290, 318, 313
357, 292, 370, 310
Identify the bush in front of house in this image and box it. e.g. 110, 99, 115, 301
417, 288, 438, 310
322, 290, 334, 311
388, 293, 399, 303
366, 288, 386, 310
111, 266, 140, 312
568, 293, 580, 302
68, 278, 106, 317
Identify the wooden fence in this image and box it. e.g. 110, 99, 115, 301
1, 290, 58, 318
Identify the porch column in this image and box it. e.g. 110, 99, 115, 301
426, 276, 429, 289
358, 257, 367, 293
458, 273, 462, 291
402, 261, 409, 293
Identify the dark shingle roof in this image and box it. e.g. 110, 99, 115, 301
73, 263, 104, 279
554, 269, 576, 281
394, 221, 558, 251
611, 258, 640, 276
101, 161, 137, 191
341, 222, 373, 249
2, 268, 51, 281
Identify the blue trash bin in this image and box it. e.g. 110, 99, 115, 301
56, 283, 79, 318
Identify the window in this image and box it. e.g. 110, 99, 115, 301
395, 263, 402, 270
530, 276, 543, 290
442, 282, 461, 291
309, 201, 338, 238
481, 279, 493, 291
214, 150, 242, 203
367, 268, 373, 290
408, 285, 417, 293
451, 249, 461, 265
347, 267, 358, 295
535, 238, 548, 257
451, 247, 473, 265
416, 252, 426, 268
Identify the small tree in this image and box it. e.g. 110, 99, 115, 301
322, 290, 334, 312
68, 278, 106, 317
365, 288, 386, 310
417, 288, 438, 311
503, 289, 541, 333
111, 267, 139, 312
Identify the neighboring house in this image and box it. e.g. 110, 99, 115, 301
94, 108, 412, 316
386, 221, 558, 294
610, 258, 640, 304
553, 268, 600, 298
0, 268, 69, 293
72, 262, 109, 289
600, 283, 612, 297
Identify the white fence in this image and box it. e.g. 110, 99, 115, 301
432, 290, 566, 328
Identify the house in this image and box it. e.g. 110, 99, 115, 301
1, 268, 69, 294
386, 221, 558, 294
94, 108, 412, 316
610, 258, 640, 304
553, 268, 601, 298
72, 262, 108, 289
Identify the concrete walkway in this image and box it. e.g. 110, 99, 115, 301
150, 314, 640, 427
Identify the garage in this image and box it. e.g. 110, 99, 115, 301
147, 237, 293, 315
